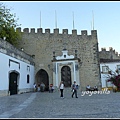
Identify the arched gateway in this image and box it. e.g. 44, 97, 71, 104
35, 69, 49, 91
52, 49, 80, 88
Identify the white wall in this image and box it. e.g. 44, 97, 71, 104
100, 62, 120, 88
0, 52, 35, 91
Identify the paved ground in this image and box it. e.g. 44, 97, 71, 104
0, 88, 120, 119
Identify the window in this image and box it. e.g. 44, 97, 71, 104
117, 65, 120, 74
102, 66, 109, 73
64, 55, 66, 58
27, 66, 30, 71
27, 74, 30, 83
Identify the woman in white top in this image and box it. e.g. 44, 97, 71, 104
59, 81, 64, 98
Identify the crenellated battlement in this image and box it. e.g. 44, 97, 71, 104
16, 27, 97, 36
101, 47, 106, 51
101, 47, 117, 53
100, 47, 120, 58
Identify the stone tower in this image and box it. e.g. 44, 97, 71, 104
16, 27, 102, 91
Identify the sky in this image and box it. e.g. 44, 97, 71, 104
1, 1, 120, 54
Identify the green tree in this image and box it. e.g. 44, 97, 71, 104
0, 3, 21, 47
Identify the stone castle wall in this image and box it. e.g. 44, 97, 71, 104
0, 38, 34, 65
99, 47, 120, 60
16, 27, 101, 90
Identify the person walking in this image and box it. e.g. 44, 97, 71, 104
33, 83, 37, 92
71, 81, 78, 98
40, 82, 45, 92
49, 84, 54, 93
37, 83, 40, 92
59, 81, 64, 98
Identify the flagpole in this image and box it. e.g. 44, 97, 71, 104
40, 11, 41, 28
55, 10, 57, 28
91, 21, 92, 30
92, 10, 94, 30
73, 11, 74, 29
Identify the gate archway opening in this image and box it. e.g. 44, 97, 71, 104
35, 69, 49, 91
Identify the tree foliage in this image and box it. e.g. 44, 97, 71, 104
0, 3, 21, 47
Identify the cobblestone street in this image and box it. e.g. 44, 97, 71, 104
0, 88, 120, 119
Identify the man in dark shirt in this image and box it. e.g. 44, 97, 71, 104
71, 81, 78, 98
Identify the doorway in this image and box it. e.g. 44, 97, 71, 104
61, 66, 71, 87
9, 72, 19, 95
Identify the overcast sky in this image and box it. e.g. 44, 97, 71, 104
1, 1, 120, 54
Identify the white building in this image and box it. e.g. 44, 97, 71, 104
100, 59, 120, 90
0, 38, 35, 97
